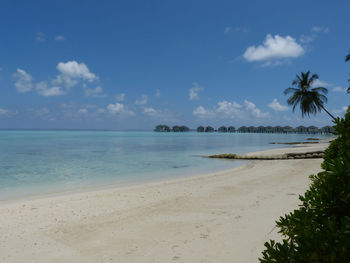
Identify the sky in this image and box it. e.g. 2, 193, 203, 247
0, 0, 349, 130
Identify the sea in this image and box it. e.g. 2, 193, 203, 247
0, 130, 330, 200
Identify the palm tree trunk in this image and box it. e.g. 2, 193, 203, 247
321, 105, 336, 120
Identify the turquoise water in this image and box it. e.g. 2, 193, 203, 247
0, 131, 329, 200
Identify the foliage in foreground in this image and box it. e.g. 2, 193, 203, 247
259, 107, 350, 262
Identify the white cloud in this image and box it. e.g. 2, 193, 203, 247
311, 79, 330, 87
52, 74, 78, 89
38, 86, 66, 96
135, 95, 148, 105
56, 61, 97, 82
300, 35, 314, 44
193, 99, 270, 120
261, 60, 288, 67
216, 101, 242, 114
332, 106, 348, 115
115, 93, 126, 101
14, 69, 33, 93
189, 82, 203, 100
36, 32, 46, 42
243, 34, 304, 63
0, 108, 9, 115
193, 106, 215, 118
107, 103, 124, 113
143, 107, 158, 114
332, 86, 347, 93
310, 79, 346, 93
55, 35, 65, 41
143, 107, 164, 117
36, 81, 66, 97
312, 26, 329, 33
84, 85, 105, 97
107, 103, 134, 115
243, 100, 270, 118
268, 98, 289, 111
142, 107, 177, 120
309, 79, 346, 93
14, 61, 98, 97
300, 26, 329, 44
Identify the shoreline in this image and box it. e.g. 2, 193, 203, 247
0, 141, 330, 262
0, 138, 331, 204
0, 163, 248, 204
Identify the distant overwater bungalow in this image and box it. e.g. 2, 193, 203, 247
154, 124, 335, 134
154, 125, 190, 132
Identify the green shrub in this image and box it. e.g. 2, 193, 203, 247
260, 107, 350, 262
322, 107, 350, 171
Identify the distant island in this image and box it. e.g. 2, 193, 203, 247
154, 125, 334, 134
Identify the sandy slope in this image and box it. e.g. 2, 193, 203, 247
0, 142, 328, 263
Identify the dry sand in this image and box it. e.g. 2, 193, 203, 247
0, 141, 329, 263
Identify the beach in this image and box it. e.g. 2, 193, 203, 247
0, 141, 328, 263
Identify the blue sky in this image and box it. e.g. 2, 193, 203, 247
0, 0, 349, 130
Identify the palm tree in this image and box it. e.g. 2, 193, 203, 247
346, 53, 350, 93
284, 71, 336, 120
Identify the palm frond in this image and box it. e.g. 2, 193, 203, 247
345, 53, 350, 61
317, 94, 328, 103
284, 87, 299, 95
287, 93, 302, 112
309, 74, 319, 85
311, 87, 328, 94
310, 74, 319, 80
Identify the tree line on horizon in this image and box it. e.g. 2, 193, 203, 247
154, 124, 335, 134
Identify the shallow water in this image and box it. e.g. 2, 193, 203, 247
0, 130, 329, 200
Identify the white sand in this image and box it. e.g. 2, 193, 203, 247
0, 142, 329, 263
